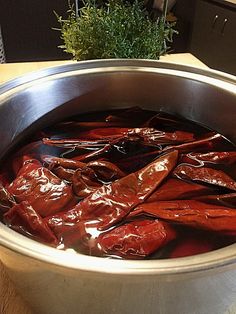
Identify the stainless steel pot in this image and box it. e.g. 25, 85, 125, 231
0, 60, 236, 314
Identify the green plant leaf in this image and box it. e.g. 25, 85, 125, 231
55, 0, 177, 60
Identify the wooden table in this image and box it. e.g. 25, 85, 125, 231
0, 53, 207, 314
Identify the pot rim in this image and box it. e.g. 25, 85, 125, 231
0, 59, 236, 94
0, 59, 236, 276
1, 222, 236, 275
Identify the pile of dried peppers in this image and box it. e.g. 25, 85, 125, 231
0, 107, 236, 259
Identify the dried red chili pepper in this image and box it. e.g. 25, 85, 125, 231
8, 159, 76, 217
97, 219, 176, 259
163, 132, 223, 153
16, 158, 42, 174
68, 160, 127, 198
46, 150, 178, 231
72, 136, 141, 162
131, 128, 194, 146
146, 178, 215, 203
41, 155, 85, 181
75, 149, 178, 230
43, 156, 126, 191
51, 218, 101, 252
43, 127, 194, 148
0, 182, 16, 213
87, 127, 194, 144
173, 164, 236, 191
45, 127, 191, 164
42, 137, 109, 149
131, 200, 236, 232
11, 141, 63, 171
52, 166, 75, 182
42, 155, 86, 170
72, 167, 102, 198
170, 237, 214, 258
86, 160, 126, 182
11, 155, 37, 176
181, 151, 236, 166
76, 127, 128, 140
56, 120, 128, 130
4, 201, 58, 245
46, 135, 134, 163
195, 192, 236, 208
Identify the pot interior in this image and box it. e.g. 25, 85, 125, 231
0, 60, 236, 274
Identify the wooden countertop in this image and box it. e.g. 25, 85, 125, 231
0, 53, 207, 314
0, 261, 32, 314
212, 0, 236, 9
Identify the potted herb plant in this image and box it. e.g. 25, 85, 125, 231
55, 0, 176, 60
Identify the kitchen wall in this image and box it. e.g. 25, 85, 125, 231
0, 0, 197, 62
172, 0, 197, 52
0, 0, 75, 62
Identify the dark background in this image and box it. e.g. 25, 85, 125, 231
0, 0, 235, 75
0, 0, 73, 62
0, 0, 196, 62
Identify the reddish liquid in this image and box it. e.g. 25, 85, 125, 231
1, 108, 236, 259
